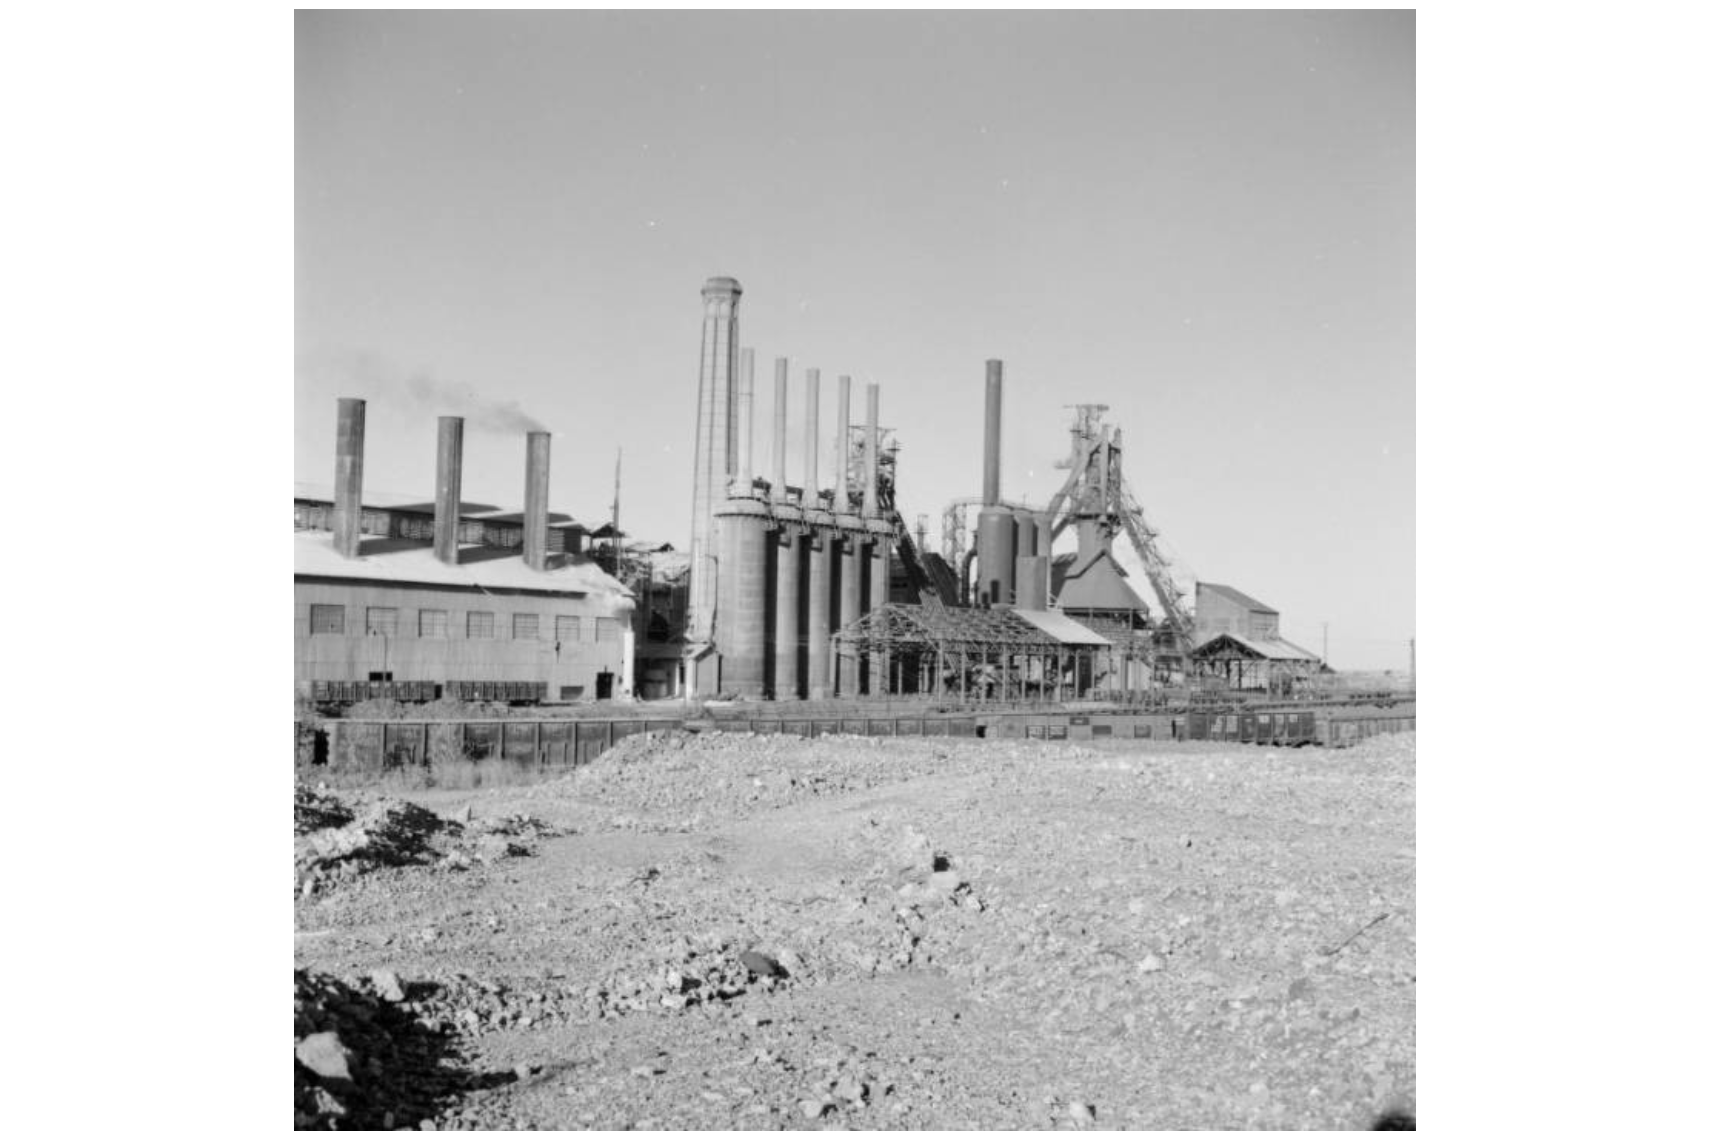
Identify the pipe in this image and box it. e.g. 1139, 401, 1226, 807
771, 357, 788, 500
835, 374, 851, 510
736, 347, 755, 492
803, 368, 820, 508
524, 431, 550, 571
983, 359, 1003, 506
864, 383, 880, 519
332, 397, 365, 559
434, 416, 463, 564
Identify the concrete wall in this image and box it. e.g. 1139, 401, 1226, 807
294, 578, 627, 699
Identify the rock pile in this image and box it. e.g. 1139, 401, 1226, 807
293, 787, 558, 895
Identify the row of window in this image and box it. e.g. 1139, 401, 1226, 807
309, 604, 618, 643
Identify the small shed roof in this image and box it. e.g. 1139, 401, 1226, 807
1191, 632, 1320, 662
835, 602, 1113, 650
1015, 608, 1114, 646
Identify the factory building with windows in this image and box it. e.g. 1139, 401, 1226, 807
294, 399, 636, 702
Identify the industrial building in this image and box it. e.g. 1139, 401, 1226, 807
294, 399, 636, 701
1186, 583, 1322, 695
677, 280, 1127, 702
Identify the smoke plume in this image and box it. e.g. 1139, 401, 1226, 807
299, 348, 547, 433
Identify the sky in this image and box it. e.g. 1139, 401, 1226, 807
296, 10, 1413, 671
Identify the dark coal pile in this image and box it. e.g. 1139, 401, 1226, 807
294, 969, 514, 1130
294, 785, 354, 835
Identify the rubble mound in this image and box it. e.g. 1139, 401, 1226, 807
294, 787, 559, 893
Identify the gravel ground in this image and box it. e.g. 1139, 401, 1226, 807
294, 731, 1416, 1130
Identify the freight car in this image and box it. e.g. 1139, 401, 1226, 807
306, 680, 549, 706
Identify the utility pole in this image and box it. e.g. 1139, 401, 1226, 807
1322, 622, 1329, 666
1409, 637, 1416, 691
611, 446, 622, 575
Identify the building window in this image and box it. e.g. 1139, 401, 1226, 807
647, 613, 671, 643
365, 607, 398, 637
309, 604, 344, 635
513, 613, 539, 640
467, 611, 495, 639
594, 616, 619, 642
555, 615, 580, 644
419, 609, 448, 638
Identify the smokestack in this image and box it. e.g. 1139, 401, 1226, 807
836, 375, 851, 509
688, 276, 743, 654
771, 357, 788, 499
434, 416, 464, 564
736, 347, 755, 492
524, 431, 550, 571
983, 359, 1003, 506
332, 397, 366, 559
803, 368, 820, 507
864, 383, 881, 519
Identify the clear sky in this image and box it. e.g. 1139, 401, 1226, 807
296, 10, 1413, 671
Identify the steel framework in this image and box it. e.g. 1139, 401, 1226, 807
832, 602, 1106, 702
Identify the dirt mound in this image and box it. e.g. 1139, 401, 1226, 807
526, 730, 1071, 831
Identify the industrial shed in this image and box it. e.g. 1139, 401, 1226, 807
1193, 581, 1283, 642
1190, 631, 1322, 697
833, 602, 1113, 701
294, 529, 636, 702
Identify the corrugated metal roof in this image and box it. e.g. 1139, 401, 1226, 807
294, 530, 634, 608
1192, 633, 1319, 662
1012, 608, 1114, 646
834, 602, 1115, 650
1196, 581, 1278, 614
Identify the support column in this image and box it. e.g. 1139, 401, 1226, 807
837, 530, 862, 697
773, 514, 802, 699
806, 529, 833, 699
714, 500, 770, 698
